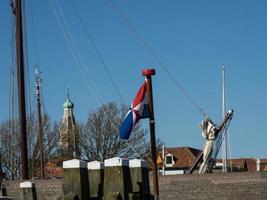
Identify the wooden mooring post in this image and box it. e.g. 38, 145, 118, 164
20, 181, 37, 200
103, 157, 131, 200
87, 161, 104, 199
62, 159, 89, 200
129, 159, 151, 200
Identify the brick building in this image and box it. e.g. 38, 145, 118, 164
157, 146, 202, 174
157, 146, 267, 174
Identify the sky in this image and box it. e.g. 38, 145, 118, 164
0, 0, 267, 158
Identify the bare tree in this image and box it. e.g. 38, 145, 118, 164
0, 102, 163, 178
0, 113, 59, 179
28, 113, 60, 178
44, 119, 60, 160
0, 119, 20, 179
79, 102, 150, 161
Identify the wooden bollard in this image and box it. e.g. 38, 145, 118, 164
1, 184, 7, 196
87, 161, 104, 199
62, 159, 89, 200
103, 157, 131, 200
129, 159, 150, 200
20, 181, 37, 200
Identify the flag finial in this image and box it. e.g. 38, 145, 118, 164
142, 69, 156, 76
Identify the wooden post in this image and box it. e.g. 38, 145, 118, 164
15, 0, 29, 180
129, 159, 150, 199
62, 159, 89, 200
87, 161, 104, 199
20, 181, 37, 200
142, 69, 159, 200
103, 157, 131, 200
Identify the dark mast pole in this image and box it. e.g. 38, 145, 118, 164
15, 0, 29, 179
36, 68, 44, 179
142, 69, 159, 200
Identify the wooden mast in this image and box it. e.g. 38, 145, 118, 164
15, 0, 29, 179
36, 68, 44, 179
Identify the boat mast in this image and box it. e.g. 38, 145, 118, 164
15, 0, 29, 179
36, 68, 44, 179
222, 65, 228, 172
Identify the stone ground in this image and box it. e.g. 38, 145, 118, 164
2, 172, 267, 199
153, 172, 267, 200
2, 179, 62, 200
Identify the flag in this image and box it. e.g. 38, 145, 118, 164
119, 80, 149, 139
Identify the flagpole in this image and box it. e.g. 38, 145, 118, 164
142, 69, 159, 200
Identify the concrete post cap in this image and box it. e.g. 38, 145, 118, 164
87, 161, 104, 170
63, 159, 87, 169
104, 157, 129, 167
129, 159, 148, 168
20, 181, 35, 188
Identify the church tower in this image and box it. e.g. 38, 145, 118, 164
59, 93, 80, 159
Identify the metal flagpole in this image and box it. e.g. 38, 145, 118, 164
222, 65, 227, 172
162, 145, 165, 176
142, 69, 159, 200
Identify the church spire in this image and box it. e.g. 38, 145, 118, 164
63, 86, 74, 109
59, 88, 79, 159
67, 85, 70, 99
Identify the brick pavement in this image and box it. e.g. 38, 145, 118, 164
2, 172, 267, 199
153, 172, 267, 200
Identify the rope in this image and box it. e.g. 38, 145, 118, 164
50, 0, 103, 104
70, 0, 125, 104
22, 0, 33, 119
50, 0, 153, 162
28, 0, 40, 67
108, 0, 207, 117
9, 9, 15, 131
28, 0, 47, 115
51, 0, 105, 104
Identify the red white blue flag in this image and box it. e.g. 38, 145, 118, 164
119, 80, 149, 139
